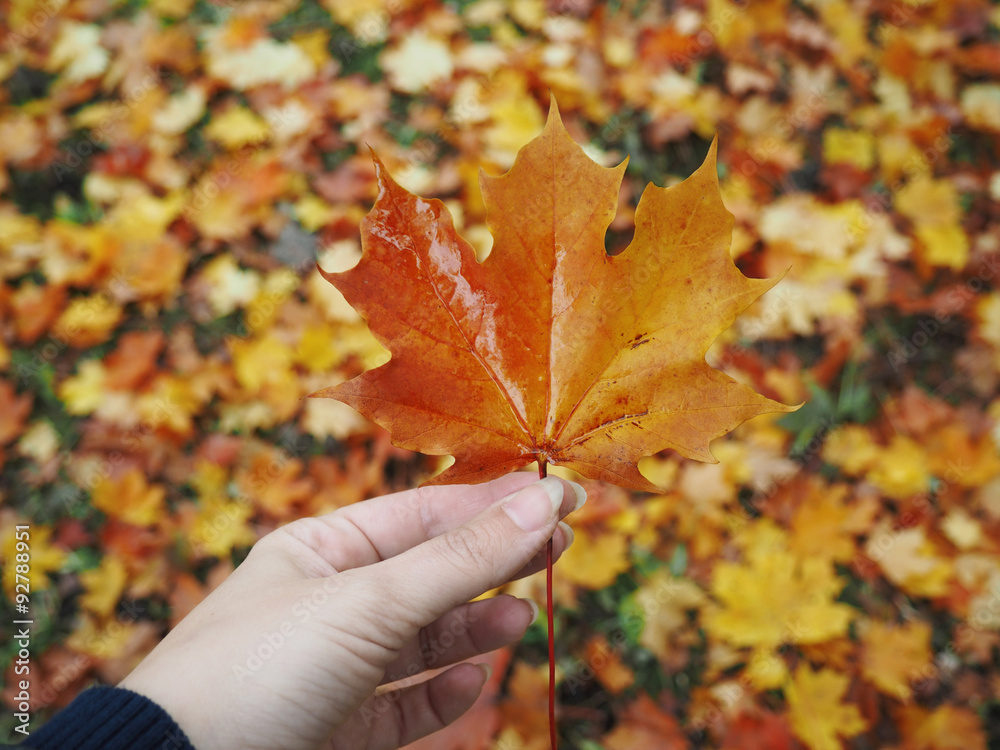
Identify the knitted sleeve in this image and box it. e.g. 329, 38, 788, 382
4, 686, 196, 750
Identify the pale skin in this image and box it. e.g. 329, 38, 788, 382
119, 474, 584, 750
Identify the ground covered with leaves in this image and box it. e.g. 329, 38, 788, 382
2, 1, 1000, 748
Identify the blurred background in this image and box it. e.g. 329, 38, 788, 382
2, 0, 1000, 747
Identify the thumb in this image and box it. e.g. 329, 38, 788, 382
357, 477, 582, 637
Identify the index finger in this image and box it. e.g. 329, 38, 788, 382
279, 472, 583, 572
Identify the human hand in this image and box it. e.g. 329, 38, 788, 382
119, 473, 583, 750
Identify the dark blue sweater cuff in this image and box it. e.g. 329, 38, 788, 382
20, 686, 196, 750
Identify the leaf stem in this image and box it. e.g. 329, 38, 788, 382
538, 459, 556, 750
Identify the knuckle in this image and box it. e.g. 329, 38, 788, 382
245, 529, 282, 559
439, 524, 495, 567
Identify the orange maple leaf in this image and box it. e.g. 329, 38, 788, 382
601, 693, 688, 750
898, 704, 987, 750
859, 620, 932, 701
313, 99, 796, 490
0, 379, 32, 446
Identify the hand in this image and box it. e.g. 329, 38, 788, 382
119, 473, 583, 750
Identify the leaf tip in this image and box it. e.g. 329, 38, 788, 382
702, 134, 720, 179
543, 92, 567, 138
546, 90, 561, 119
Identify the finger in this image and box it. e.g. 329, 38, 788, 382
332, 663, 488, 750
355, 477, 576, 642
381, 595, 535, 684
507, 521, 574, 582
280, 473, 584, 573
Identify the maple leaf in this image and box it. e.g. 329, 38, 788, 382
859, 620, 932, 701
581, 635, 635, 694
78, 554, 129, 618
90, 469, 166, 527
703, 538, 854, 650
898, 704, 987, 750
313, 99, 796, 490
863, 521, 953, 597
0, 380, 33, 446
721, 711, 796, 750
1, 513, 67, 597
601, 693, 688, 750
785, 665, 867, 750
557, 526, 631, 589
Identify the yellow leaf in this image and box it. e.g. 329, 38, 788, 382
961, 83, 1000, 133
204, 106, 271, 149
978, 293, 1000, 349
191, 461, 228, 499
786, 665, 867, 750
865, 522, 953, 597
1, 518, 67, 598
291, 29, 331, 68
42, 223, 119, 287
860, 620, 932, 701
244, 268, 298, 335
815, 0, 868, 66
137, 376, 201, 436
559, 527, 630, 590
79, 555, 128, 618
758, 195, 855, 259
66, 613, 139, 659
295, 323, 343, 373
200, 255, 262, 317
634, 571, 705, 659
915, 223, 969, 270
0, 212, 43, 252
47, 22, 109, 83
105, 190, 185, 243
822, 425, 879, 476
745, 647, 788, 690
231, 335, 294, 393
149, 0, 196, 18
295, 194, 337, 232
942, 509, 983, 550
52, 294, 123, 348
822, 128, 875, 170
185, 497, 256, 558
59, 360, 108, 415
485, 73, 546, 163
152, 85, 207, 135
866, 436, 930, 499
896, 176, 961, 227
704, 539, 854, 650
17, 421, 59, 464
301, 397, 370, 440
321, 0, 411, 35
91, 469, 166, 527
